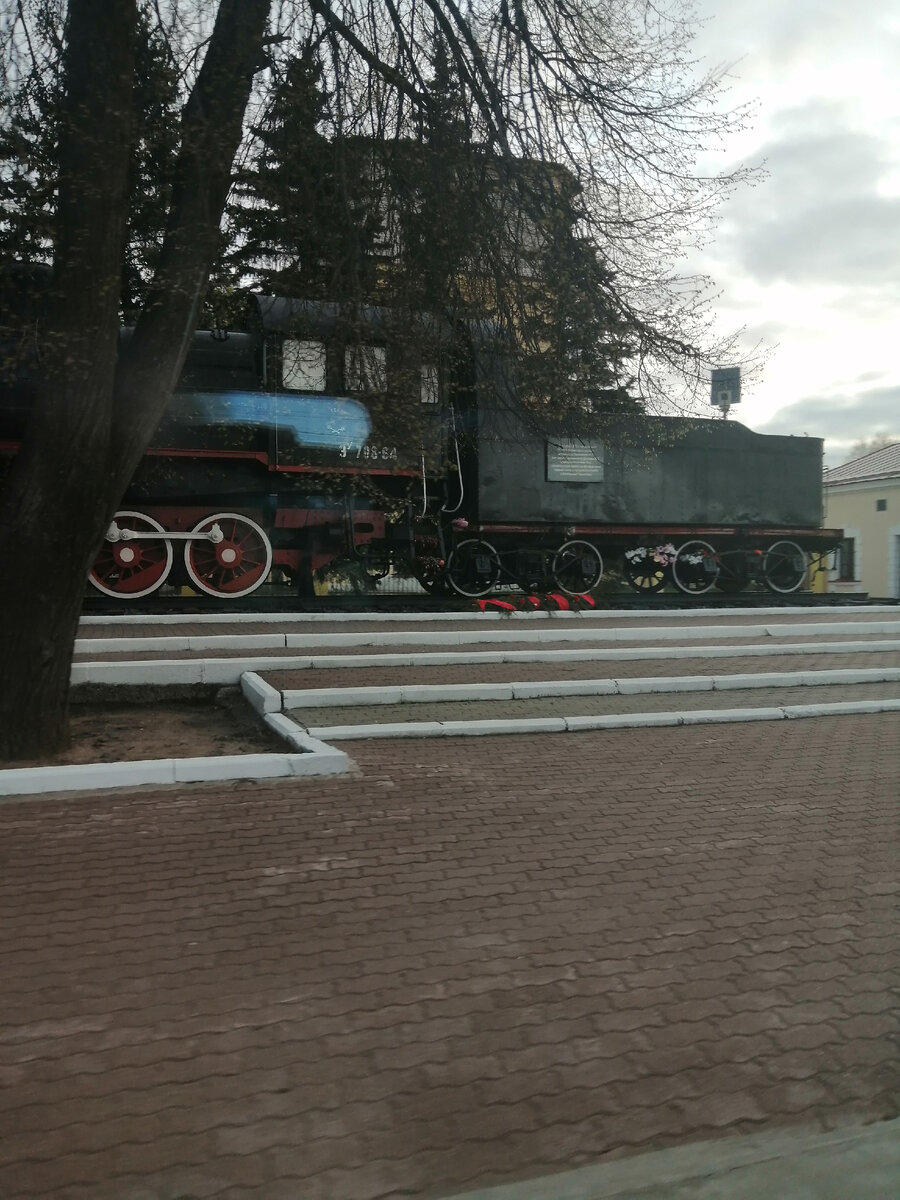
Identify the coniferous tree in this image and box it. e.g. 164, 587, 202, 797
0, 7, 181, 320
391, 38, 490, 317
0, 64, 61, 264
226, 50, 380, 301
121, 14, 182, 320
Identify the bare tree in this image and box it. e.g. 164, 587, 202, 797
841, 433, 898, 464
0, 0, 270, 758
0, 0, 752, 759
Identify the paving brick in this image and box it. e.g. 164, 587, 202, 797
838, 991, 900, 1015
771, 1023, 843, 1051
696, 1033, 781, 1064
836, 1012, 900, 1039
752, 1076, 836, 1114
717, 1009, 790, 1036
1, 678, 898, 1200
671, 1090, 768, 1129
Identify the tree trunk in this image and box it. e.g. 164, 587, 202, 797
0, 0, 271, 762
112, 0, 272, 487
0, 464, 119, 760
0, 0, 135, 761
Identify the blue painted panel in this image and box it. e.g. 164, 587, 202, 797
162, 390, 372, 449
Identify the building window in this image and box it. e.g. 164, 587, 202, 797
876, 498, 887, 512
838, 537, 856, 581
546, 438, 604, 482
345, 344, 387, 393
420, 363, 440, 405
282, 338, 326, 392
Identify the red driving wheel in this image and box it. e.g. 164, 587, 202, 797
184, 512, 273, 598
89, 510, 173, 599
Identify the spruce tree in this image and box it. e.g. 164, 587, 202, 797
0, 7, 180, 320
226, 50, 379, 301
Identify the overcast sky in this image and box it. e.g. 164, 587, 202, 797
685, 0, 900, 465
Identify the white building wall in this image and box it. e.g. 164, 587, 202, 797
824, 479, 900, 598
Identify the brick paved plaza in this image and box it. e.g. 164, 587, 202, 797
2, 710, 898, 1199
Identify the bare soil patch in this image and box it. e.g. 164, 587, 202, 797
1, 687, 285, 770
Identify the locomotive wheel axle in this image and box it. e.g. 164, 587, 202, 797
105, 521, 224, 544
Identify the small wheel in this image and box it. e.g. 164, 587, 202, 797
623, 549, 669, 594
763, 540, 807, 594
357, 547, 391, 581
552, 540, 603, 595
412, 557, 451, 596
714, 550, 749, 594
446, 539, 501, 598
184, 512, 273, 598
89, 510, 173, 599
672, 540, 720, 595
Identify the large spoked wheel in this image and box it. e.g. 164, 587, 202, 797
763, 540, 807, 594
623, 551, 669, 594
89, 510, 173, 599
551, 540, 604, 596
184, 512, 273, 598
446, 539, 501, 598
672, 540, 720, 595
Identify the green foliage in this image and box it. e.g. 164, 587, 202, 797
514, 220, 640, 415
224, 36, 638, 418
0, 64, 61, 264
121, 12, 182, 320
0, 5, 180, 321
225, 50, 381, 301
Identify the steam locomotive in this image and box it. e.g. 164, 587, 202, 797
0, 292, 841, 601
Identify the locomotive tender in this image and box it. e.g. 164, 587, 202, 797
0, 292, 841, 601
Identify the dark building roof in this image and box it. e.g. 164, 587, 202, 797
824, 442, 900, 486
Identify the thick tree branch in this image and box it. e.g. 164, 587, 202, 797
111, 0, 270, 478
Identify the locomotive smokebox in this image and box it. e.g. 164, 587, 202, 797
710, 366, 741, 412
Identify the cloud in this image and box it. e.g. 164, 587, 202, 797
692, 0, 898, 78
716, 103, 900, 285
753, 382, 900, 463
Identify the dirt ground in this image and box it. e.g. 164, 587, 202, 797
0, 688, 285, 770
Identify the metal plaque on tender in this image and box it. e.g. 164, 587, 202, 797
546, 438, 605, 483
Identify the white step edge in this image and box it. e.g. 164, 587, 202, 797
309, 697, 900, 740
70, 642, 900, 688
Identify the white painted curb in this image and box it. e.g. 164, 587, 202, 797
308, 697, 900, 740
263, 712, 351, 774
240, 671, 283, 715
0, 751, 350, 798
73, 618, 900, 657
278, 665, 900, 711
0, 670, 351, 799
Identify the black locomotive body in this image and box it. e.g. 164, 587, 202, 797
439, 393, 836, 597
0, 291, 841, 601
472, 404, 822, 528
